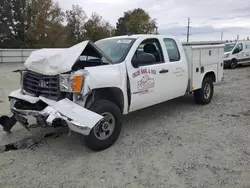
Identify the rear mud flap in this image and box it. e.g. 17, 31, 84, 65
39, 97, 103, 135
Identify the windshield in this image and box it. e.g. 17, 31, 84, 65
224, 43, 236, 52
95, 38, 136, 63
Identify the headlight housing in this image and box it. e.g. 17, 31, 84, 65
224, 54, 230, 58
20, 71, 26, 91
59, 73, 84, 93
59, 74, 72, 92
14, 70, 27, 92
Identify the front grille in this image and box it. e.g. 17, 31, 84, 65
23, 71, 60, 100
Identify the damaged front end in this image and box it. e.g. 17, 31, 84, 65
2, 89, 103, 135
0, 40, 113, 135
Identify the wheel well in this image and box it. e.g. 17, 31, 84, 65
204, 71, 216, 82
232, 58, 237, 62
86, 87, 124, 113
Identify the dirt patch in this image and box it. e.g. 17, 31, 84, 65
240, 110, 250, 117
0, 131, 65, 153
0, 138, 38, 153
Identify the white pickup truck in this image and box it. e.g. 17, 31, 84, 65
0, 35, 224, 151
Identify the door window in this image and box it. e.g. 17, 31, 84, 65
238, 43, 243, 51
163, 38, 180, 62
132, 38, 164, 65
233, 43, 243, 54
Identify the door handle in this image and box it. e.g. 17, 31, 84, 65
159, 69, 169, 74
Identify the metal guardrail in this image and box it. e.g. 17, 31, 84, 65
0, 49, 35, 63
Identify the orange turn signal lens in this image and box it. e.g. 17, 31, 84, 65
72, 75, 83, 93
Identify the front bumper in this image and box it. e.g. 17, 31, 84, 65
9, 89, 103, 135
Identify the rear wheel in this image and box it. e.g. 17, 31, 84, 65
230, 59, 237, 69
194, 77, 214, 105
83, 100, 122, 151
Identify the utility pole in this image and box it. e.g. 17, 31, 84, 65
155, 26, 159, 35
221, 31, 223, 41
186, 17, 191, 42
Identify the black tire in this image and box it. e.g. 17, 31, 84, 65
83, 100, 122, 151
194, 77, 214, 105
230, 59, 237, 69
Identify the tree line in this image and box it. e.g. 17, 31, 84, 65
0, 0, 158, 48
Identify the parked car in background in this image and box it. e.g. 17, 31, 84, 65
224, 40, 250, 69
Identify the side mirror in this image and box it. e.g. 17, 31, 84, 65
233, 48, 240, 54
131, 53, 155, 68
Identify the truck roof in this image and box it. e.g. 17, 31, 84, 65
98, 35, 225, 48
99, 34, 178, 40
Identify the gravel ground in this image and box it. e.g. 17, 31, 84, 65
0, 63, 250, 188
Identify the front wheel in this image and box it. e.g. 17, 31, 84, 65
83, 100, 122, 151
194, 77, 214, 105
230, 59, 237, 69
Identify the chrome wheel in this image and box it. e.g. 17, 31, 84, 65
93, 112, 115, 140
204, 83, 211, 99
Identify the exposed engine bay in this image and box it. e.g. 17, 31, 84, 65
72, 43, 110, 71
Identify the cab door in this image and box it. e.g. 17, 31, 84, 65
233, 43, 244, 62
126, 37, 188, 112
161, 38, 189, 98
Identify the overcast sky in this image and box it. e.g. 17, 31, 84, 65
57, 0, 250, 42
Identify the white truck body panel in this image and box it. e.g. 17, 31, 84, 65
85, 64, 129, 114
218, 47, 224, 80
183, 44, 224, 91
85, 64, 124, 90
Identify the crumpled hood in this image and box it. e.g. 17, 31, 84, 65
24, 41, 89, 75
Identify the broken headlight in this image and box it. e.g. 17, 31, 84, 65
13, 69, 27, 92
59, 74, 72, 92
59, 74, 83, 93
